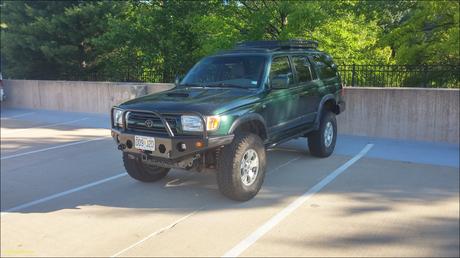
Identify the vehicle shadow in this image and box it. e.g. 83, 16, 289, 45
2, 146, 458, 217
0, 145, 343, 213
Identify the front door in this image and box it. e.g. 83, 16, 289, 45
262, 55, 298, 140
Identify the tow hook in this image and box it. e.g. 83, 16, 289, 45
117, 144, 126, 150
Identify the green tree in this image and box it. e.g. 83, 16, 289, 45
92, 0, 216, 82
1, 0, 122, 79
1, 0, 458, 86
383, 0, 460, 65
192, 1, 391, 64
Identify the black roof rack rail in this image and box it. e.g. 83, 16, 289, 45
217, 47, 272, 54
235, 39, 319, 50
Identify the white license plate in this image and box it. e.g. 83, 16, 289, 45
134, 135, 155, 151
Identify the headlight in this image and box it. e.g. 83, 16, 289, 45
181, 115, 221, 132
112, 108, 124, 127
181, 115, 203, 131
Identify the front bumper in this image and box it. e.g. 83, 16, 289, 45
111, 129, 234, 160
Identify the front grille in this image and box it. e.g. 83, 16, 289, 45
126, 111, 178, 135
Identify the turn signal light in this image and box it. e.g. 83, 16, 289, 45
195, 141, 204, 148
206, 116, 221, 131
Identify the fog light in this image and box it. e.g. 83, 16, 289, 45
195, 141, 204, 148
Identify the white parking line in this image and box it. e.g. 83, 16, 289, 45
1, 117, 89, 135
266, 157, 302, 175
111, 206, 206, 257
107, 156, 304, 256
1, 137, 109, 160
222, 144, 374, 258
1, 112, 36, 120
0, 173, 127, 216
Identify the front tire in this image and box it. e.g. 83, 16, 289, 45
217, 133, 266, 201
123, 153, 170, 182
308, 111, 337, 157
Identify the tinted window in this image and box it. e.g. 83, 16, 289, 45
269, 56, 294, 85
292, 56, 313, 83
314, 55, 337, 79
181, 55, 265, 88
320, 65, 337, 79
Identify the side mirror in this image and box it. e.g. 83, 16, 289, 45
271, 74, 291, 89
174, 75, 183, 87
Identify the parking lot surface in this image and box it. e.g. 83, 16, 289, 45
1, 108, 459, 257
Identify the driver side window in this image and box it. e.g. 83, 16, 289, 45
270, 56, 294, 86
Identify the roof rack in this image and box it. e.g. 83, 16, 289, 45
235, 39, 319, 50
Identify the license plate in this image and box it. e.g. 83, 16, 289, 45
134, 135, 155, 151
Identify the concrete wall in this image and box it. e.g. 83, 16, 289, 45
2, 80, 174, 113
337, 87, 459, 144
2, 80, 459, 144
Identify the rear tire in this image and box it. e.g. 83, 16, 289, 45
308, 111, 337, 157
217, 133, 266, 201
123, 153, 170, 182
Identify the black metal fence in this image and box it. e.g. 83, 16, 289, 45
82, 70, 163, 83
337, 64, 459, 88
6, 63, 459, 88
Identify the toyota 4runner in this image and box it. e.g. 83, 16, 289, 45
111, 40, 345, 201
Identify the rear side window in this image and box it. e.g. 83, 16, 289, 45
320, 65, 337, 79
292, 56, 313, 83
314, 55, 338, 79
269, 56, 294, 85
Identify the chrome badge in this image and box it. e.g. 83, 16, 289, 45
144, 119, 154, 128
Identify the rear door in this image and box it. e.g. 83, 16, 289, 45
291, 55, 318, 124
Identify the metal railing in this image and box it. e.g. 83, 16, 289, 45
5, 63, 459, 88
337, 64, 460, 88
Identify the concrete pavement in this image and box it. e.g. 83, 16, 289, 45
1, 108, 458, 257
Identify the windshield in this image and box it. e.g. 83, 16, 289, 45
181, 55, 266, 88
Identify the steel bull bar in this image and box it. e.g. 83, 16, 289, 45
110, 108, 233, 160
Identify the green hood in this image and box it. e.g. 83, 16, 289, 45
119, 86, 260, 115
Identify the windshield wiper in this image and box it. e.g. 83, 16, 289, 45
207, 83, 250, 89
180, 83, 206, 88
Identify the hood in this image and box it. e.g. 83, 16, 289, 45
119, 86, 260, 115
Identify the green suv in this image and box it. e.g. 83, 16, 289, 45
111, 40, 345, 201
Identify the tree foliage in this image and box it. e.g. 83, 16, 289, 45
1, 0, 459, 83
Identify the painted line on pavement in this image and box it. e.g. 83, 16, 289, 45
1, 112, 36, 120
111, 206, 206, 257
1, 117, 89, 135
1, 173, 127, 216
266, 157, 302, 175
107, 149, 364, 256
108, 156, 303, 256
222, 144, 374, 258
1, 137, 109, 160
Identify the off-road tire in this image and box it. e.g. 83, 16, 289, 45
123, 153, 170, 182
217, 133, 266, 201
308, 111, 337, 157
